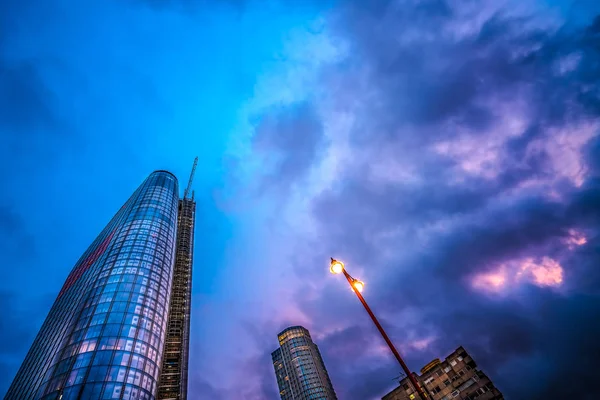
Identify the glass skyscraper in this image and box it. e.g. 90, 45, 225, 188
5, 170, 195, 400
272, 326, 337, 400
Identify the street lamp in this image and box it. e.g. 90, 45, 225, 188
329, 258, 428, 400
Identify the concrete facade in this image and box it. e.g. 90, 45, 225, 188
382, 346, 503, 400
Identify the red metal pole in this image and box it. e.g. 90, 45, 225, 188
343, 269, 427, 400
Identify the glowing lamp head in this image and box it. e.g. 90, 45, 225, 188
330, 258, 345, 274
352, 279, 365, 293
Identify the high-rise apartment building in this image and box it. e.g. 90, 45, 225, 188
382, 346, 503, 400
271, 326, 337, 400
5, 168, 196, 400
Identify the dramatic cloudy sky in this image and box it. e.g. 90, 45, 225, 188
1, 0, 600, 399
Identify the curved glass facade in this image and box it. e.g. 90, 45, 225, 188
6, 171, 179, 400
272, 326, 337, 400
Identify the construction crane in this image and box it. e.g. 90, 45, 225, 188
183, 157, 198, 200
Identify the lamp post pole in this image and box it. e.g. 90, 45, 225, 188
332, 259, 428, 400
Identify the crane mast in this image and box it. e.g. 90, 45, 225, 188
183, 157, 198, 200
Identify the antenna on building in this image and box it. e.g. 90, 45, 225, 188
183, 157, 198, 200
392, 371, 407, 382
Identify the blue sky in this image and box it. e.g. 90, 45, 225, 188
1, 0, 600, 399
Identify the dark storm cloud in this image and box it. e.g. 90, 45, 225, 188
131, 0, 326, 13
248, 1, 600, 399
428, 290, 600, 399
0, 207, 40, 393
251, 350, 283, 399
0, 292, 37, 356
0, 291, 51, 395
130, 0, 247, 13
188, 377, 226, 400
252, 101, 325, 192
0, 205, 22, 233
312, 0, 600, 253
0, 62, 58, 134
240, 320, 300, 399
327, 0, 600, 148
0, 205, 35, 260
318, 332, 398, 400
0, 0, 27, 42
284, 174, 600, 399
0, 0, 62, 141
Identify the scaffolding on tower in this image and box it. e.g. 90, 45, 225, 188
158, 158, 197, 400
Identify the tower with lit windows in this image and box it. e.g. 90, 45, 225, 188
271, 326, 337, 400
5, 167, 196, 400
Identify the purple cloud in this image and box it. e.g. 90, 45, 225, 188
232, 1, 600, 399
251, 101, 325, 193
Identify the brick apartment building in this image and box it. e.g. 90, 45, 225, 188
382, 346, 503, 400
